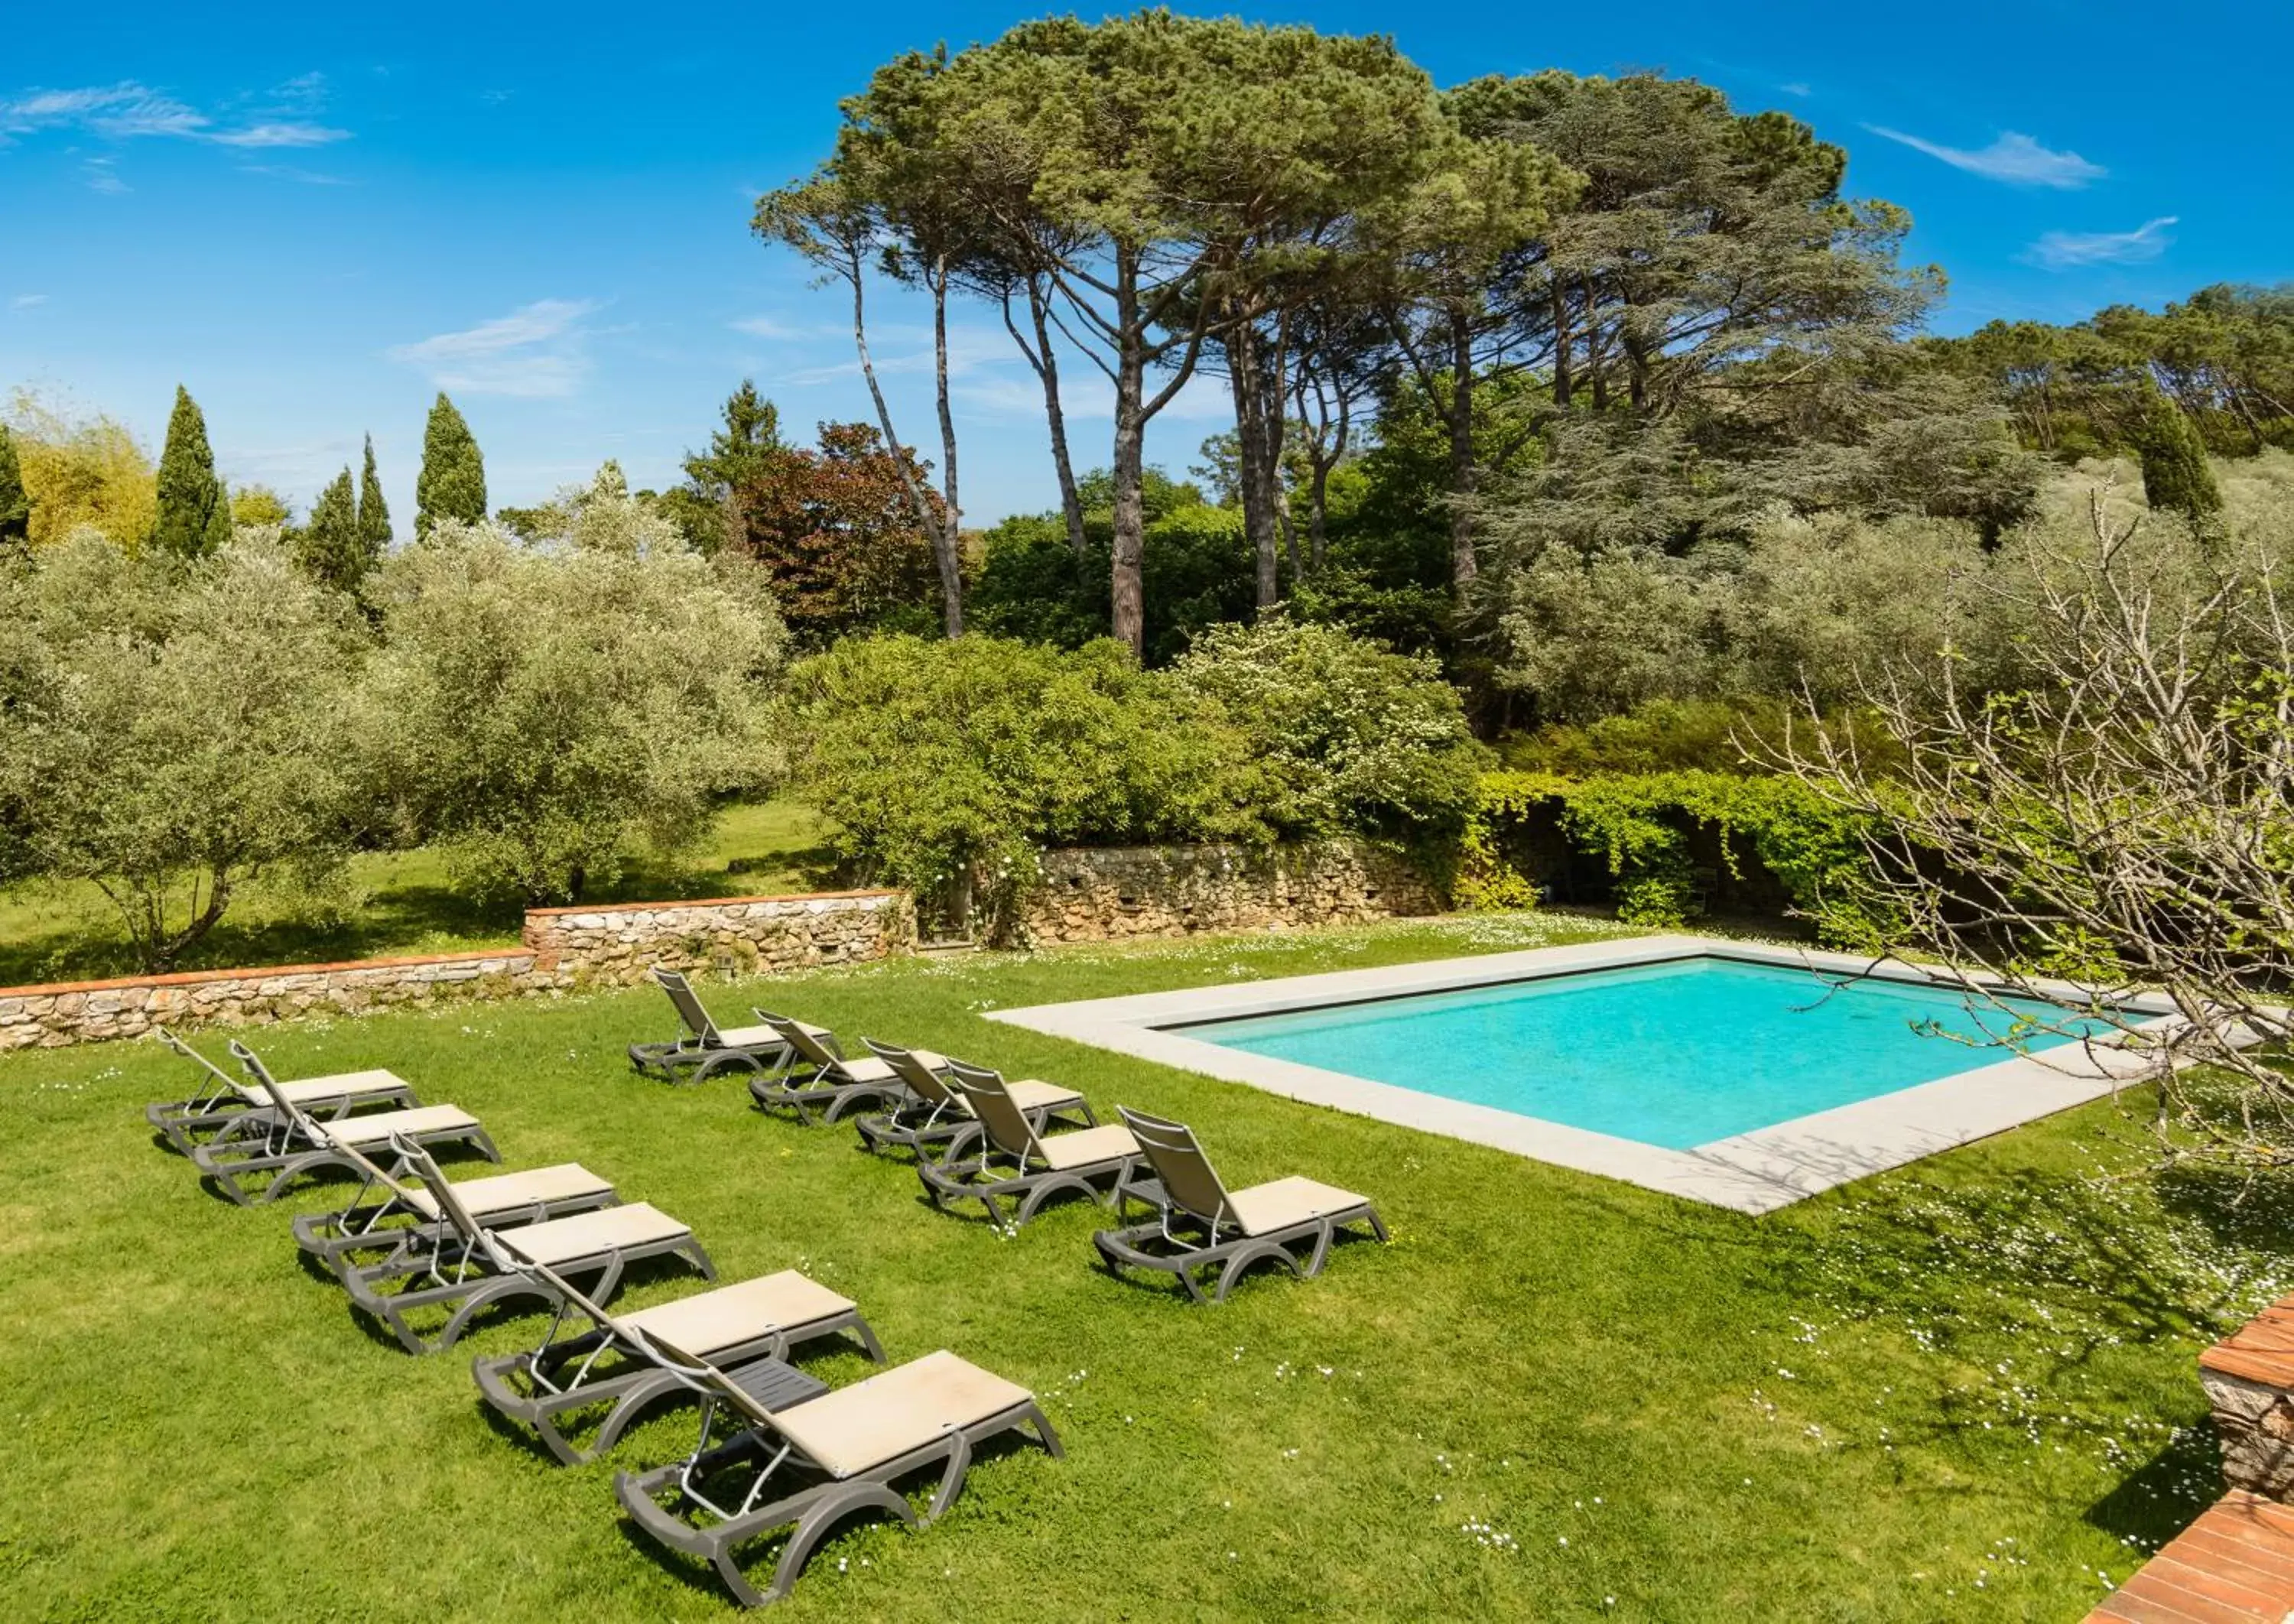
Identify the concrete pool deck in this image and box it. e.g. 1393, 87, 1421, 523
986, 934, 2182, 1214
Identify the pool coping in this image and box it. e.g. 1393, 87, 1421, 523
984, 934, 2183, 1215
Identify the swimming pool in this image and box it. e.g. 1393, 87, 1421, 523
1172, 956, 2112, 1151
987, 936, 2169, 1213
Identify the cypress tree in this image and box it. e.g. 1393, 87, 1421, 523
2138, 385, 2224, 521
295, 469, 363, 595
0, 426, 29, 552
356, 434, 392, 560
415, 393, 487, 537
151, 385, 232, 559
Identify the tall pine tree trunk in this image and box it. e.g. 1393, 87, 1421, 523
1025, 275, 1090, 558
1110, 256, 1149, 657
1226, 320, 1282, 612
1551, 283, 1574, 409
1447, 309, 1478, 593
929, 265, 964, 637
846, 246, 959, 638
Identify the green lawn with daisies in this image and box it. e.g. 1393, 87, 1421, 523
0, 912, 2281, 1620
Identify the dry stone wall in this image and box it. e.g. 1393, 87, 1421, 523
0, 888, 912, 1051
523, 889, 914, 983
1022, 840, 1439, 945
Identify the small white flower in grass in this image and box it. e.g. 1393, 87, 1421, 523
1558, 1536, 1568, 1547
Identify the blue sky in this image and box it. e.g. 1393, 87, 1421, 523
2, 2, 2283, 531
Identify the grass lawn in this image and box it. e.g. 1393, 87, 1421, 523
0, 801, 840, 988
2, 913, 2286, 1620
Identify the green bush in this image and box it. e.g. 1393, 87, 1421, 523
1168, 616, 1490, 840
787, 621, 1484, 939
783, 634, 1254, 936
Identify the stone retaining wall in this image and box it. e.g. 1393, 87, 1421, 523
523, 888, 913, 984
0, 888, 913, 1051
1021, 840, 1440, 946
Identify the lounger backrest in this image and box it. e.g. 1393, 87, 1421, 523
863, 1038, 954, 1106
155, 1026, 239, 1096
1116, 1106, 1236, 1229
944, 1063, 1041, 1161
392, 1135, 517, 1273
522, 1255, 635, 1339
231, 1041, 325, 1139
655, 969, 722, 1044
623, 1325, 786, 1429
757, 1012, 842, 1070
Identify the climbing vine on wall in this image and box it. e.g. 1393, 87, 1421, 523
1454, 771, 1888, 945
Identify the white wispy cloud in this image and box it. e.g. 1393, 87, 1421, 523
1863, 126, 2104, 189
1779, 82, 1812, 98
11, 293, 50, 309
729, 315, 805, 340
239, 163, 352, 185
265, 72, 329, 112
387, 299, 604, 398
81, 156, 128, 194
2022, 216, 2179, 270
209, 121, 349, 148
0, 81, 350, 148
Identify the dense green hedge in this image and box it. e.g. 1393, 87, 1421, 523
1454, 769, 1885, 944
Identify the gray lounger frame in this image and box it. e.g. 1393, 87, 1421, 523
190, 1043, 497, 1207
288, 1147, 619, 1267
744, 1012, 905, 1125
914, 1063, 1134, 1229
629, 969, 795, 1084
1091, 1106, 1389, 1304
471, 1257, 884, 1466
612, 1330, 1062, 1608
341, 1140, 714, 1356
143, 1027, 418, 1156
851, 1040, 1095, 1163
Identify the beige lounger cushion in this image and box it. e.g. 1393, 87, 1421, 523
322, 1104, 482, 1146
236, 1069, 408, 1106
712, 1024, 781, 1048
1037, 1123, 1139, 1173
617, 1271, 853, 1357
401, 1163, 610, 1220
1002, 1079, 1082, 1112
499, 1202, 690, 1267
829, 1050, 941, 1086
772, 1350, 1032, 1479
1227, 1176, 1370, 1237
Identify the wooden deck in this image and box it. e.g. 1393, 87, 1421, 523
2085, 1491, 2294, 1622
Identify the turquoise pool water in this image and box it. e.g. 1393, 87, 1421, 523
1175, 956, 2110, 1151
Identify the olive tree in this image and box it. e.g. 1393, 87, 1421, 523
0, 532, 374, 970
1776, 489, 2294, 1169
368, 469, 788, 904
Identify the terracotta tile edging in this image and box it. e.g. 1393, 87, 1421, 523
523, 888, 904, 918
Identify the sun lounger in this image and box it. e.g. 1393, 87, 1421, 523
189, 1042, 498, 1207
1093, 1106, 1388, 1304
746, 1013, 918, 1125
143, 1027, 420, 1155
472, 1255, 882, 1465
915, 1063, 1139, 1228
850, 1039, 1093, 1161
288, 1135, 619, 1268
615, 1330, 1061, 1607
629, 969, 795, 1084
340, 1138, 713, 1355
